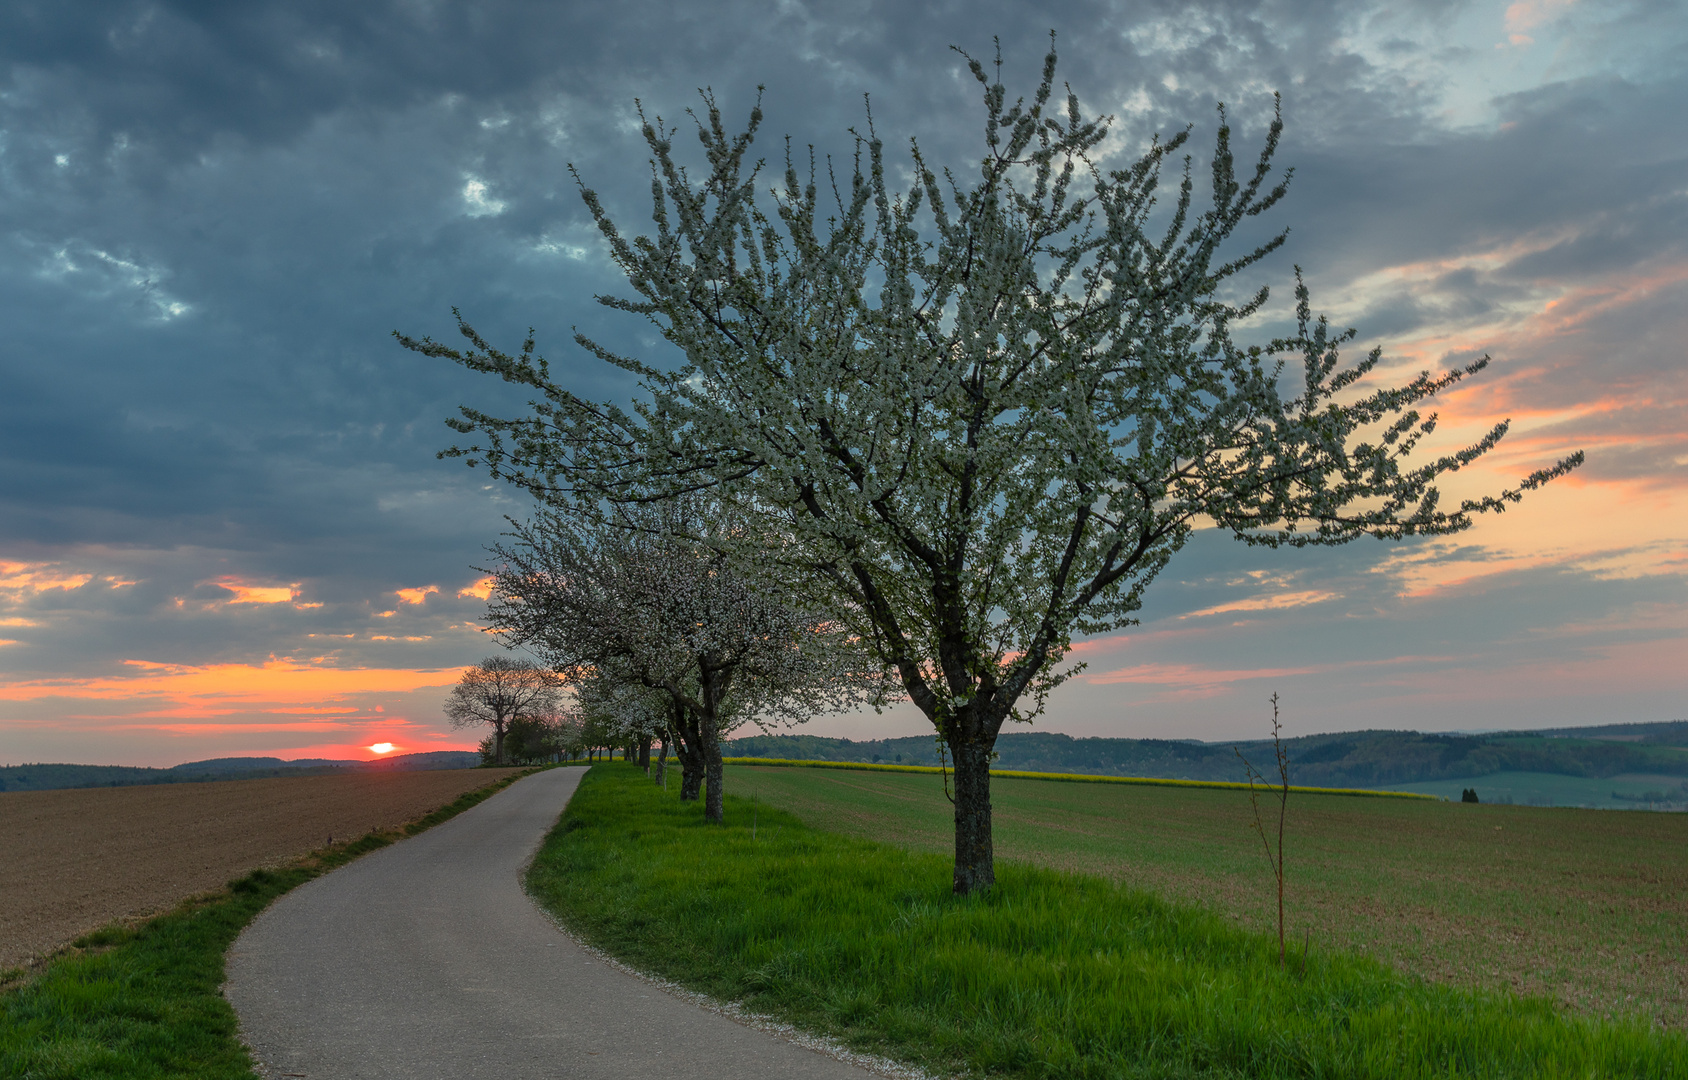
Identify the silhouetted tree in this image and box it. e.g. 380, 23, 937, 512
445, 657, 561, 765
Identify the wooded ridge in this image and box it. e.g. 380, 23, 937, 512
726, 722, 1688, 790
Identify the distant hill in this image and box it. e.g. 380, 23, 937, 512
726, 721, 1688, 791
11, 722, 1686, 797
1528, 720, 1688, 746
358, 751, 484, 772
0, 750, 484, 794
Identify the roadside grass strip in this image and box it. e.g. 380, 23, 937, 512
0, 767, 544, 1080
529, 765, 1688, 1080
722, 757, 1437, 800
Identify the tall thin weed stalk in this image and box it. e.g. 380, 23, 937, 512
1236, 693, 1291, 968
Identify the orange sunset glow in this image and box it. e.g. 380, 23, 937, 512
0, 655, 483, 765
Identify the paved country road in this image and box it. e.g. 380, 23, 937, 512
226, 767, 882, 1079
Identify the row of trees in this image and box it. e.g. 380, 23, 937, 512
442, 501, 887, 818
499, 501, 887, 820
406, 41, 1579, 893
469, 705, 634, 765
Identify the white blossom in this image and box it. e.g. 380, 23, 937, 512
484, 502, 885, 820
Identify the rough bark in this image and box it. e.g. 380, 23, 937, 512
679, 761, 703, 801
672, 720, 705, 801
701, 726, 725, 823
637, 737, 652, 771
949, 738, 996, 894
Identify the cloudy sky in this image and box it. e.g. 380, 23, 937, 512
1, 0, 1683, 766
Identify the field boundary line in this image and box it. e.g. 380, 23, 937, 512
723, 757, 1439, 800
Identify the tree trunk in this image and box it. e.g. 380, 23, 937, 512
949, 738, 995, 894
673, 727, 704, 800
637, 737, 652, 772
669, 703, 707, 802
493, 724, 507, 766
653, 736, 668, 786
702, 727, 724, 823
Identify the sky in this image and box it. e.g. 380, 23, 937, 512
1, 0, 1683, 766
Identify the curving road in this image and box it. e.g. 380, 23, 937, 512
226, 767, 880, 1079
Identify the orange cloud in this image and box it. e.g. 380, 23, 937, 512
457, 577, 495, 600
116, 721, 355, 734
1179, 589, 1341, 620
0, 658, 464, 707
1088, 660, 1325, 688
396, 585, 439, 605
1299, 242, 1688, 594
210, 577, 296, 604
0, 560, 96, 595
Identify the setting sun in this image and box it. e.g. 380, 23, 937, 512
368, 742, 395, 754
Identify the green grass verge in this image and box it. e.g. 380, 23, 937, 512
729, 764, 1688, 1027
0, 767, 543, 1079
723, 756, 1437, 799
529, 764, 1688, 1079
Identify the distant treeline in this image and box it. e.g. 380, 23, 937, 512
727, 722, 1688, 790
0, 750, 484, 794
14, 721, 1687, 795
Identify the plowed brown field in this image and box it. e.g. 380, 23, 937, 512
0, 767, 525, 971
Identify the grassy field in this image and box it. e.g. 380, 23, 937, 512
0, 767, 542, 1079
1387, 770, 1688, 809
725, 763, 1688, 1029
530, 765, 1688, 1079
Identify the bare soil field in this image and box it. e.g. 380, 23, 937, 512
0, 767, 525, 971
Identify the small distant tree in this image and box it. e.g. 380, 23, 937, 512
504, 710, 568, 763
575, 668, 678, 784
444, 656, 561, 765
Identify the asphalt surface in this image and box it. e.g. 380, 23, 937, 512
226, 767, 880, 1079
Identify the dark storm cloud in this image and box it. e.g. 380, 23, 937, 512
1, 0, 1683, 751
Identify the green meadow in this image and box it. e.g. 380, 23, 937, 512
724, 763, 1688, 1029
1386, 770, 1688, 809
529, 765, 1688, 1079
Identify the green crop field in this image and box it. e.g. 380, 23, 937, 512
1387, 770, 1688, 809
726, 763, 1688, 1029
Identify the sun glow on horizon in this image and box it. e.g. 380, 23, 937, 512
368, 742, 395, 754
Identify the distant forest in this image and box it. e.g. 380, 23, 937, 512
726, 721, 1688, 790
